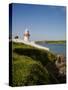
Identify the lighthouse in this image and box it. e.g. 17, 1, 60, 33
23, 29, 30, 42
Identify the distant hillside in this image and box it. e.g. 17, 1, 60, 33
35, 40, 66, 44
9, 42, 66, 86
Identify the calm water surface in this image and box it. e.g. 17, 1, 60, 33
37, 43, 66, 55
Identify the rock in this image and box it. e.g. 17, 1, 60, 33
55, 54, 66, 75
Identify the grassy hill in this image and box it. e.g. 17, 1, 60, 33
9, 42, 66, 86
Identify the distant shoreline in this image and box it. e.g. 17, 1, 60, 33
35, 40, 66, 44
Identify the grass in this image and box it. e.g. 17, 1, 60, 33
9, 42, 66, 86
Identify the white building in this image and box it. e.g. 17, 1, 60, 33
23, 29, 30, 41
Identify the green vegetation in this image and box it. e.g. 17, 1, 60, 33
10, 42, 66, 86
35, 40, 66, 44
45, 40, 66, 44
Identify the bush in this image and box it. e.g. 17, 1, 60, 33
14, 36, 19, 39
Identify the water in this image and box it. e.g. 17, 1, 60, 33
37, 43, 66, 55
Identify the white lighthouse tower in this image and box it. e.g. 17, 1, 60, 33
23, 28, 30, 42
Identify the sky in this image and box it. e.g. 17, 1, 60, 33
11, 3, 66, 41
